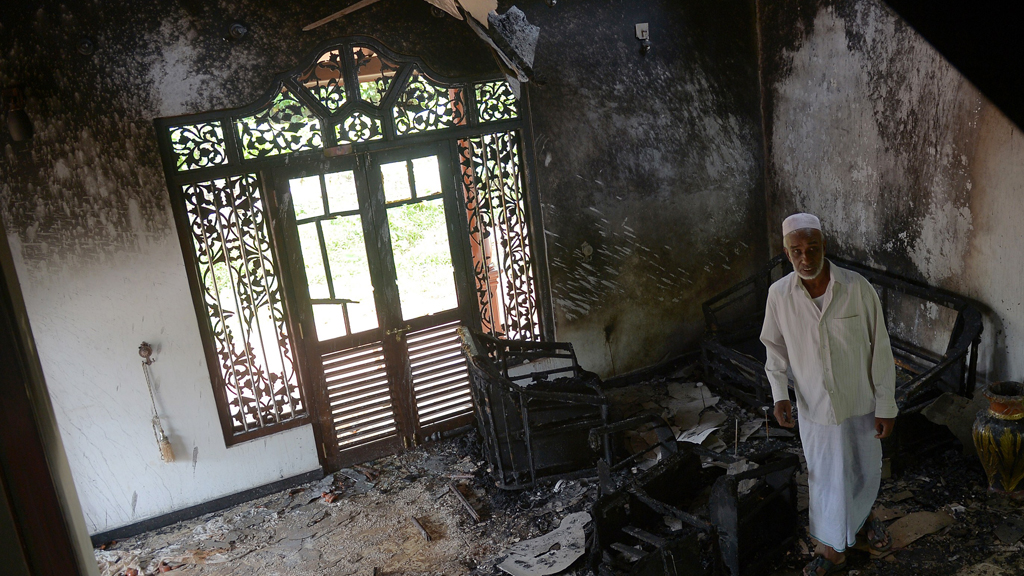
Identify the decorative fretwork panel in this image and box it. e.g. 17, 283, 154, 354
475, 81, 518, 122
181, 175, 305, 434
170, 122, 229, 171
354, 46, 400, 107
458, 132, 540, 341
336, 110, 384, 144
235, 87, 323, 160
297, 49, 348, 113
394, 69, 466, 136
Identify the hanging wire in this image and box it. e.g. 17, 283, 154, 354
140, 342, 174, 462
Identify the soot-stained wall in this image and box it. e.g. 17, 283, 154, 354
0, 0, 493, 534
760, 0, 1024, 383
1, 0, 766, 532
525, 0, 766, 376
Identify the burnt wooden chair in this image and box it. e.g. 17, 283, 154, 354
590, 445, 800, 576
459, 328, 676, 489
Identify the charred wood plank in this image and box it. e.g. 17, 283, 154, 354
609, 542, 647, 562
448, 482, 481, 522
621, 525, 666, 547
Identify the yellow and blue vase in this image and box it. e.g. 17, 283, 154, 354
973, 382, 1024, 495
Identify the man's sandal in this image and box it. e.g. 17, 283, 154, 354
866, 516, 893, 552
803, 555, 847, 575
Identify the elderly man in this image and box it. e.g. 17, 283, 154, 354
760, 213, 897, 576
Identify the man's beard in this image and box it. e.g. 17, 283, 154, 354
796, 258, 825, 280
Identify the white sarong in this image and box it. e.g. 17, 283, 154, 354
798, 411, 882, 552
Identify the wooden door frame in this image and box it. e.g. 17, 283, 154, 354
268, 141, 478, 470
1, 217, 97, 575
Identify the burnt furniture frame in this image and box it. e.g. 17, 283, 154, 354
461, 329, 676, 489
590, 447, 801, 576
701, 255, 983, 415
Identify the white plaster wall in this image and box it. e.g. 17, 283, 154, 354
961, 107, 1024, 382
766, 0, 1024, 385
9, 233, 320, 534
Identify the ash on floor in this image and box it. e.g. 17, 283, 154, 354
94, 377, 1024, 576
93, 433, 599, 576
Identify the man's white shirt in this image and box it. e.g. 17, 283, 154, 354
760, 261, 898, 426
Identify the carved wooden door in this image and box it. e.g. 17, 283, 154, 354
272, 141, 475, 469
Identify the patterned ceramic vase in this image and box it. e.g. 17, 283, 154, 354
972, 381, 1024, 494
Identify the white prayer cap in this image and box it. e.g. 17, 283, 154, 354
782, 213, 821, 236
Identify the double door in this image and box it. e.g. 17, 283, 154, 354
272, 141, 475, 468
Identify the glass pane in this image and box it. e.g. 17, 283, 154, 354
353, 46, 400, 107
296, 222, 329, 300
289, 176, 325, 218
325, 171, 359, 213
411, 156, 442, 197
312, 304, 349, 341
322, 216, 378, 333
387, 197, 458, 320
380, 160, 412, 203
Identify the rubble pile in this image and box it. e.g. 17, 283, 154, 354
94, 372, 1024, 576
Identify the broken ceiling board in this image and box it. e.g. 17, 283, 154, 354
489, 7, 538, 70
663, 382, 720, 430
458, 0, 497, 27
739, 420, 761, 442
873, 505, 908, 522
303, 0, 384, 31
497, 512, 590, 576
305, 0, 463, 31
465, 5, 539, 85
993, 516, 1024, 545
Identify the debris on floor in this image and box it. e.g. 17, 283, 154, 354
93, 370, 1024, 576
883, 510, 955, 550
921, 392, 989, 457
497, 511, 590, 576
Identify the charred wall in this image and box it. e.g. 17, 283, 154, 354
0, 0, 767, 532
0, 0, 494, 534
760, 0, 1024, 382
0, 1, 492, 270
525, 0, 766, 376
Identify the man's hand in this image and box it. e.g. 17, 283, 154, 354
874, 417, 895, 439
774, 400, 796, 428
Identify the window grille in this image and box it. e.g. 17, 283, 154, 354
459, 131, 541, 341
181, 174, 305, 435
